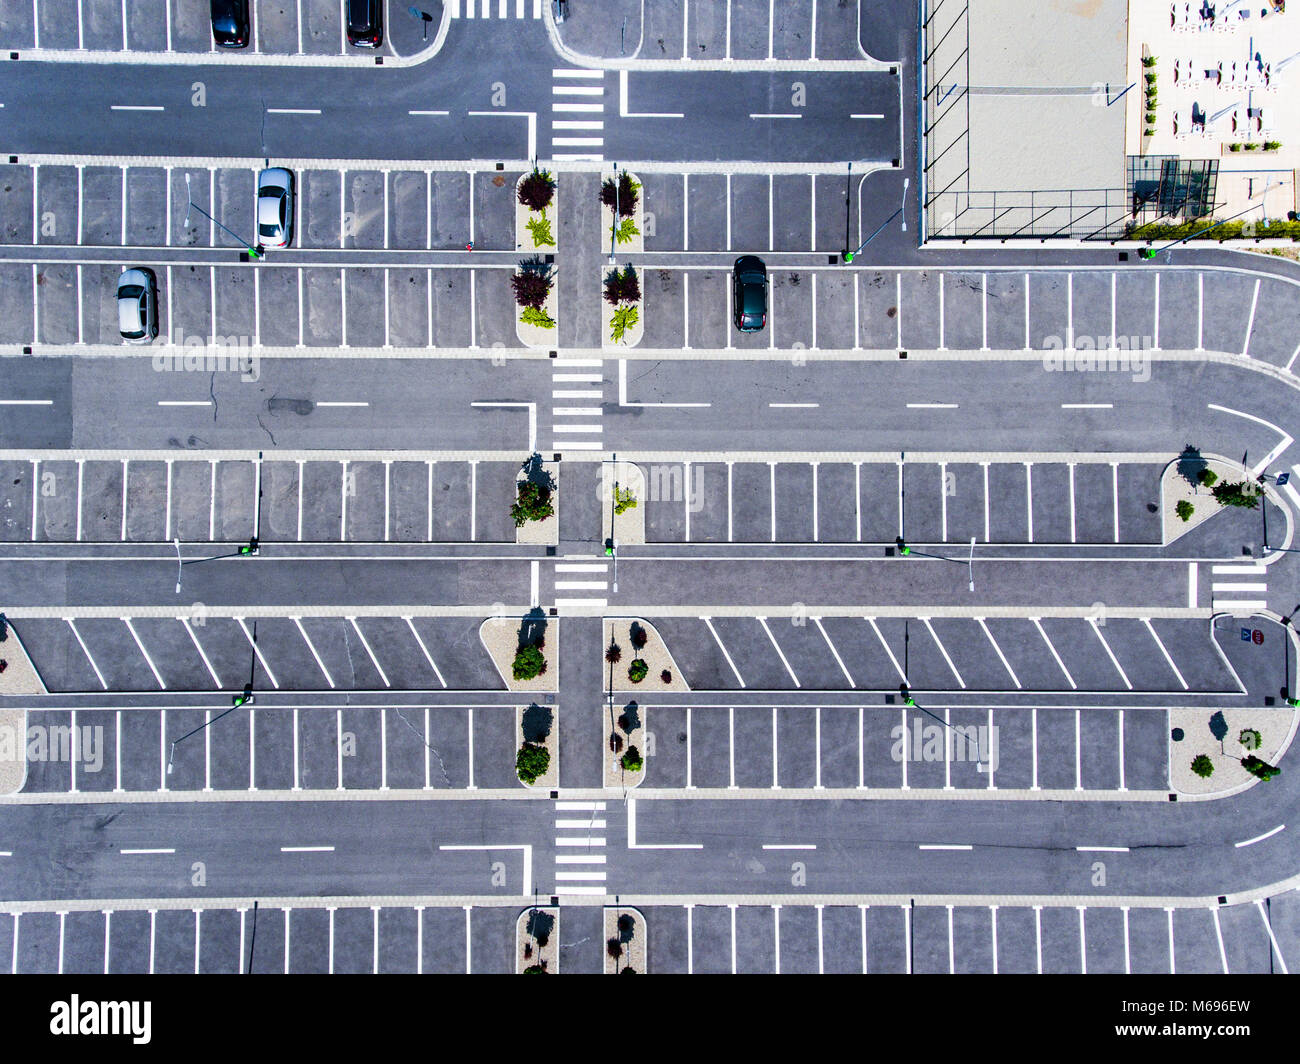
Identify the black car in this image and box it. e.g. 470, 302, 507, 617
732, 255, 768, 332
346, 0, 383, 47
210, 0, 249, 48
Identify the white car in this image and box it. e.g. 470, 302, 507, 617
257, 167, 294, 249
116, 268, 158, 344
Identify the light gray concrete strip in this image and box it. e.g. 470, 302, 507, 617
0, 894, 524, 914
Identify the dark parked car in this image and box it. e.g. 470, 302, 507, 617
210, 0, 249, 48
346, 0, 383, 47
732, 255, 768, 332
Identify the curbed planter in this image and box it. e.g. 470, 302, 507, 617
515, 170, 558, 253
603, 701, 645, 788
599, 168, 645, 255
515, 275, 559, 349
603, 618, 688, 693
516, 703, 558, 788
479, 616, 559, 693
601, 460, 646, 546
599, 266, 643, 348
604, 906, 647, 974
515, 461, 559, 545
517, 906, 559, 974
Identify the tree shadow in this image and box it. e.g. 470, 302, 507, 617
526, 909, 554, 945
521, 452, 556, 492
517, 606, 549, 651
1209, 710, 1229, 745
617, 912, 636, 944
1177, 444, 1208, 489
618, 701, 640, 734
521, 703, 553, 744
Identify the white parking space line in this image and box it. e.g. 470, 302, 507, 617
702, 617, 745, 686
1111, 462, 1120, 542
349, 617, 391, 688
1256, 901, 1291, 974
1243, 278, 1261, 357
404, 617, 446, 688
124, 618, 166, 689
1142, 618, 1187, 689
1236, 824, 1285, 848
181, 617, 222, 688
293, 617, 336, 688
1088, 618, 1132, 689
922, 618, 965, 688
1032, 618, 1076, 689
1118, 709, 1126, 791
236, 617, 280, 689
758, 617, 800, 687
813, 618, 854, 686
1211, 907, 1228, 973
868, 617, 908, 684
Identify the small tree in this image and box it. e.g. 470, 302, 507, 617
513, 643, 546, 680
605, 641, 622, 664
600, 171, 639, 218
609, 731, 623, 753
607, 937, 623, 960
604, 266, 640, 306
1197, 468, 1218, 488
629, 622, 648, 650
1211, 480, 1260, 509
1176, 499, 1194, 522
511, 269, 552, 310
661, 669, 672, 683
511, 481, 554, 526
614, 488, 637, 514
1242, 755, 1281, 781
517, 169, 555, 212
523, 963, 547, 974
516, 741, 550, 784
1239, 728, 1262, 751
1191, 754, 1214, 778
628, 659, 649, 683
621, 745, 643, 772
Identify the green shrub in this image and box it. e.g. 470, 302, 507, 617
1130, 218, 1300, 241
1264, 140, 1282, 151
610, 304, 639, 344
628, 659, 648, 683
1145, 111, 1157, 124
520, 305, 556, 329
615, 217, 640, 245
600, 172, 639, 218
1229, 142, 1242, 151
517, 169, 555, 212
516, 741, 550, 784
511, 269, 552, 310
621, 745, 643, 772
1142, 55, 1157, 67
604, 265, 641, 306
1145, 71, 1157, 84
522, 963, 547, 974
1239, 728, 1262, 751
1242, 755, 1280, 781
525, 213, 555, 247
511, 480, 555, 526
1211, 479, 1260, 509
1176, 499, 1194, 522
1191, 754, 1214, 778
614, 487, 637, 514
1198, 468, 1218, 488
512, 643, 546, 680
1244, 142, 1258, 151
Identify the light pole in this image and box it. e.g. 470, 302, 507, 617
609, 163, 619, 263
185, 172, 261, 258
896, 536, 976, 593
174, 537, 183, 594
845, 178, 908, 263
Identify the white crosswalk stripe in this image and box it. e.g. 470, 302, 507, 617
447, 0, 542, 17
551, 359, 605, 452
554, 800, 607, 895
1211, 562, 1269, 612
551, 68, 605, 160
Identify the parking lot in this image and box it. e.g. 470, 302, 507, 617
643, 897, 1297, 973
19, 700, 523, 793
636, 458, 1165, 544
0, 163, 517, 251
0, 0, 410, 57
628, 0, 867, 62
651, 615, 1230, 693
15, 611, 504, 692
638, 704, 1169, 792
0, 456, 526, 543
0, 902, 535, 974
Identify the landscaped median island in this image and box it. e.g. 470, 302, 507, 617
0, 619, 41, 795
603, 908, 645, 975
602, 618, 688, 694
513, 453, 558, 546
517, 907, 559, 974
599, 169, 644, 254
479, 611, 557, 693
515, 168, 557, 253
603, 693, 645, 788
1161, 447, 1269, 544
1170, 706, 1294, 796
512, 257, 559, 347
601, 461, 646, 546
602, 264, 643, 347
515, 703, 557, 789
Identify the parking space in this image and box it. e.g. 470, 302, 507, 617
19, 700, 515, 794
1, 456, 521, 544
646, 899, 1294, 974
641, 701, 1171, 793
641, 0, 854, 64
634, 459, 1163, 545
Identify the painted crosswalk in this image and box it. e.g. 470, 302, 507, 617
1211, 562, 1269, 612
551, 68, 606, 161
448, 0, 543, 17
551, 358, 605, 452
553, 800, 607, 896
553, 559, 609, 610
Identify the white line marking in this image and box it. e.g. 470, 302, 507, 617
1236, 824, 1285, 848
758, 617, 800, 687
280, 845, 335, 853
120, 848, 175, 855
919, 844, 972, 851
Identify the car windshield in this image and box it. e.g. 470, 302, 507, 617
259, 222, 279, 238
118, 285, 143, 300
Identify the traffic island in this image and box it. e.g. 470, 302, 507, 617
516, 703, 558, 789
480, 613, 558, 694
513, 258, 559, 348
603, 618, 688, 693
604, 907, 646, 974
515, 168, 558, 253
517, 906, 559, 974
1161, 450, 1267, 545
0, 620, 42, 795
603, 700, 645, 788
1169, 706, 1295, 796
514, 456, 558, 546
601, 264, 643, 348
599, 169, 644, 255
601, 461, 646, 546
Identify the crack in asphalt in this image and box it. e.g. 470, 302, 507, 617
394, 707, 452, 787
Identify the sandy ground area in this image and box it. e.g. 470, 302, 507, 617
0, 627, 44, 795
603, 618, 689, 693
1170, 705, 1296, 795
517, 907, 560, 974
516, 704, 558, 789
600, 266, 644, 349
515, 171, 558, 253
1161, 455, 1261, 545
516, 462, 559, 546
516, 276, 560, 349
601, 461, 646, 546
599, 169, 645, 254
479, 616, 558, 693
604, 907, 647, 974
603, 703, 645, 789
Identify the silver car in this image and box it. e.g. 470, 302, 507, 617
116, 268, 158, 344
256, 167, 294, 249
